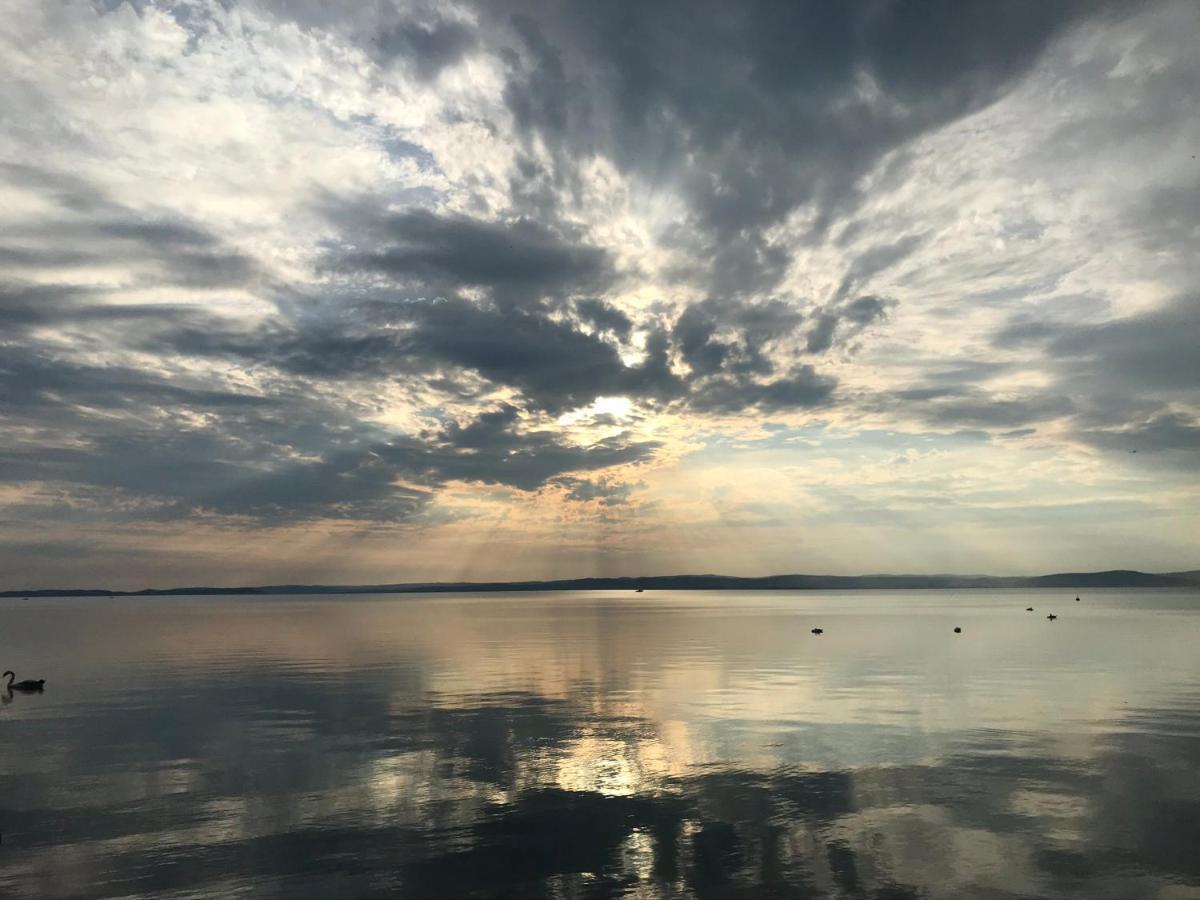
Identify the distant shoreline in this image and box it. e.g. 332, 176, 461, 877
4, 569, 1199, 597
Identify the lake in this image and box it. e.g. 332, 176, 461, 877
2, 589, 1199, 899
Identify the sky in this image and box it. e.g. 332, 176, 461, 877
1, 0, 1198, 589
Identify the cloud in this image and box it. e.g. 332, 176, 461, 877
488, 0, 1104, 294
806, 295, 894, 353
673, 296, 803, 377
1076, 413, 1200, 470
373, 17, 477, 80
689, 366, 837, 415
324, 204, 615, 303
0, 165, 260, 289
553, 476, 640, 506
0, 325, 662, 522
1, 0, 1197, 581
572, 297, 632, 340
988, 295, 1200, 460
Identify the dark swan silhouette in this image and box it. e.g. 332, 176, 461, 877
3, 671, 44, 692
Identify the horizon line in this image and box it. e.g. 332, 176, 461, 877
4, 567, 1199, 597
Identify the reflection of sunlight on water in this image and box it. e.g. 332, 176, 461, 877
3, 590, 1200, 899
554, 735, 669, 796
619, 827, 658, 892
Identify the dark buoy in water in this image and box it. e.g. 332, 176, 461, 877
1047, 614, 1057, 621
811, 627, 823, 635
1026, 607, 1034, 611
953, 626, 962, 634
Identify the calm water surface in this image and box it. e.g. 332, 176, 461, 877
2, 589, 1199, 899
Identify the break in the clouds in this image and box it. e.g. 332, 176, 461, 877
1, 0, 1198, 588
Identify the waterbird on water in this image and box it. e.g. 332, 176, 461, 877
953, 627, 962, 634
1026, 607, 1034, 611
3, 671, 45, 692
811, 628, 823, 635
1047, 614, 1058, 621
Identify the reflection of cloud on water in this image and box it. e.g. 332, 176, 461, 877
2, 592, 1199, 897
3, 678, 1199, 897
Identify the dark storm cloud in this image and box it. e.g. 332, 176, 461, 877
160, 287, 838, 420
487, 0, 1103, 290
1076, 413, 1200, 469
196, 405, 659, 520
0, 307, 662, 522
989, 295, 1200, 462
197, 447, 433, 522
689, 366, 836, 415
302, 185, 863, 416
0, 282, 90, 328
0, 165, 258, 289
426, 407, 660, 491
673, 296, 804, 377
922, 393, 1075, 430
372, 17, 477, 80
325, 206, 614, 302
571, 297, 632, 340
992, 295, 1200, 396
805, 295, 894, 353
0, 344, 273, 423
143, 271, 856, 433
1044, 297, 1200, 395
354, 296, 682, 411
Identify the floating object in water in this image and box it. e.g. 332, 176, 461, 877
1076, 596, 1081, 602
811, 627, 823, 635
953, 626, 962, 634
1026, 607, 1034, 611
1047, 614, 1057, 621
3, 670, 45, 692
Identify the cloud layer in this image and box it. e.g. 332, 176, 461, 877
1, 0, 1197, 586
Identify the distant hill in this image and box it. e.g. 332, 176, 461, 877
3, 568, 1199, 597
